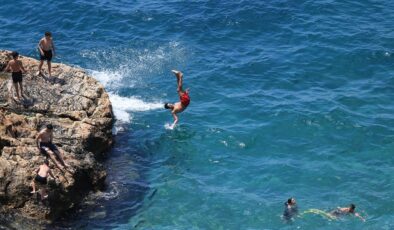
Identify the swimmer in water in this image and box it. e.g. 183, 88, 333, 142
164, 70, 190, 128
283, 197, 298, 221
330, 203, 365, 221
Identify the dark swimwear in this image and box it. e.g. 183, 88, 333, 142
40, 50, 52, 62
12, 71, 22, 83
40, 142, 58, 156
331, 209, 348, 217
35, 175, 47, 185
283, 202, 298, 220
180, 91, 190, 107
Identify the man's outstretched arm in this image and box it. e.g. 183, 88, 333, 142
4, 62, 10, 72
355, 213, 366, 222
38, 40, 44, 55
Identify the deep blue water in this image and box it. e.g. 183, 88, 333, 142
2, 0, 394, 229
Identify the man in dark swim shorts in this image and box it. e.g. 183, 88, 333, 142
40, 49, 52, 62
38, 31, 56, 77
36, 124, 69, 172
4, 51, 26, 100
39, 142, 58, 155
12, 71, 23, 84
31, 159, 55, 201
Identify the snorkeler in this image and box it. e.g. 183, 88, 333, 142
164, 70, 190, 128
330, 204, 365, 221
283, 197, 298, 221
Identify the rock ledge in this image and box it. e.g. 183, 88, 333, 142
0, 50, 113, 222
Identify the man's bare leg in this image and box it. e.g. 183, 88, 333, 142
48, 61, 51, 77
38, 60, 44, 75
18, 82, 23, 98
46, 151, 65, 172
40, 187, 48, 200
13, 83, 20, 100
54, 149, 70, 168
172, 70, 183, 94
31, 181, 36, 193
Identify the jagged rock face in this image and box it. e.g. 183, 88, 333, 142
0, 50, 113, 221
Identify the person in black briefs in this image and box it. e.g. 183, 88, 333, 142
38, 31, 56, 77
4, 51, 26, 100
31, 159, 55, 201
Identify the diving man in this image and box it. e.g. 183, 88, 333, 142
164, 70, 190, 128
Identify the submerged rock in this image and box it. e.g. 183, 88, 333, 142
0, 50, 113, 222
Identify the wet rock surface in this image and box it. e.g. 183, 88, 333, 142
0, 50, 113, 222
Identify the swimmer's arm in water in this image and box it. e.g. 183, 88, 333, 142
355, 212, 366, 222
171, 111, 179, 127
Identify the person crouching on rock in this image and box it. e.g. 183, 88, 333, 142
31, 159, 55, 201
36, 124, 70, 173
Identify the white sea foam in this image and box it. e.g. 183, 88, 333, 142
85, 42, 187, 130
164, 123, 175, 130
109, 93, 163, 124
89, 70, 163, 125
90, 69, 135, 89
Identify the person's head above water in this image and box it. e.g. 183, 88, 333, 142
46, 124, 53, 130
11, 51, 19, 59
45, 31, 52, 38
287, 198, 296, 205
349, 204, 356, 213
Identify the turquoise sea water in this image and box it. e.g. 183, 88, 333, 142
2, 0, 394, 229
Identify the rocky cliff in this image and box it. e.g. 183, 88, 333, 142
0, 50, 113, 222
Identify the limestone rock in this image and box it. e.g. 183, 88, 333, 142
0, 50, 113, 222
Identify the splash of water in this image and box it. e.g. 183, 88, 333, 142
85, 42, 187, 126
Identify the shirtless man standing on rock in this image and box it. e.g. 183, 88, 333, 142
164, 70, 191, 128
4, 51, 27, 101
36, 124, 69, 172
38, 31, 55, 77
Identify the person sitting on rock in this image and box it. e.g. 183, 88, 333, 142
36, 124, 69, 172
31, 159, 55, 201
4, 51, 27, 101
